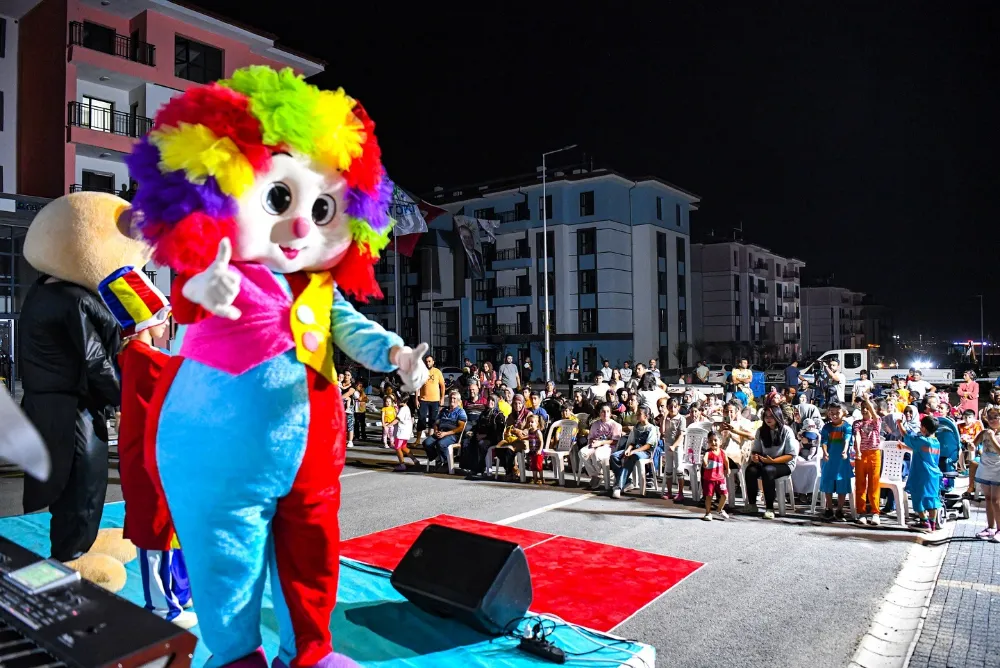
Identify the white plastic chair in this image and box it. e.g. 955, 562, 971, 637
809, 458, 858, 520
680, 427, 709, 501
861, 442, 909, 528
726, 457, 749, 509
484, 445, 527, 483
542, 419, 578, 486
425, 421, 467, 475
775, 476, 794, 516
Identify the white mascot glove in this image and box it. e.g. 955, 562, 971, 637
181, 238, 242, 320
393, 342, 430, 393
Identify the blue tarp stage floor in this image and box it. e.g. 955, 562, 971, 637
0, 503, 654, 667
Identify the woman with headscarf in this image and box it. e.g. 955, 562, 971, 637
744, 405, 798, 519
494, 393, 533, 481
958, 371, 980, 415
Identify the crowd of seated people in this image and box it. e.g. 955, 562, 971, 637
376, 356, 992, 534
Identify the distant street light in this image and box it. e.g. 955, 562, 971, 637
541, 144, 577, 385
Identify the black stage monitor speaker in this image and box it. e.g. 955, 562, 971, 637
390, 524, 533, 635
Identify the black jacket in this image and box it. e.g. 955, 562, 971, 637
19, 277, 121, 511
19, 278, 120, 407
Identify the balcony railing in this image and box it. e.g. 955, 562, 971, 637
69, 183, 134, 200
475, 323, 532, 337
69, 101, 153, 139
69, 21, 156, 66
782, 293, 796, 302
493, 246, 529, 262
495, 285, 531, 298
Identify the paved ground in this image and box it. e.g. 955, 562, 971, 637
0, 443, 928, 668
909, 505, 1000, 668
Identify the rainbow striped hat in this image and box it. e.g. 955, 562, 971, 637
98, 267, 171, 337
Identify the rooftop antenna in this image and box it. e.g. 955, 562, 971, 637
732, 220, 743, 241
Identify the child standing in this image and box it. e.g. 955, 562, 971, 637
819, 402, 854, 522
354, 382, 368, 441
897, 416, 944, 531
381, 395, 397, 449
98, 267, 196, 628
958, 409, 983, 479
972, 408, 1000, 541
853, 396, 883, 526
701, 431, 730, 521
660, 398, 688, 502
391, 393, 420, 471
525, 413, 545, 485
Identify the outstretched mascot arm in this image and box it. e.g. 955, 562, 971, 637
331, 289, 403, 373
70, 298, 121, 409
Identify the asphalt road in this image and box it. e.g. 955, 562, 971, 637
0, 458, 921, 668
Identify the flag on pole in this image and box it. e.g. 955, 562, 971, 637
453, 215, 500, 278
387, 185, 447, 257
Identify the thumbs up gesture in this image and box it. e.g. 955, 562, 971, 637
181, 238, 242, 320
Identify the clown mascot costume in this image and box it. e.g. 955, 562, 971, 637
126, 66, 429, 668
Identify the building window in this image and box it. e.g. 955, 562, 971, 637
656, 232, 666, 258
473, 278, 495, 301
579, 190, 595, 216
656, 197, 663, 220
734, 250, 738, 266
582, 347, 598, 374
678, 310, 687, 336
659, 309, 668, 331
0, 90, 3, 131
733, 275, 740, 292
535, 230, 554, 258
579, 308, 598, 334
538, 309, 553, 333
80, 96, 113, 133
579, 269, 597, 294
676, 237, 686, 263
0, 18, 6, 58
735, 324, 741, 340
514, 200, 529, 220
675, 203, 682, 226
432, 308, 459, 365
82, 170, 115, 193
657, 272, 667, 294
577, 228, 596, 255
677, 274, 686, 297
538, 271, 555, 296
538, 195, 552, 220
175, 36, 223, 84
473, 207, 495, 220
474, 313, 496, 336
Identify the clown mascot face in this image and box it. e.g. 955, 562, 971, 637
126, 67, 429, 668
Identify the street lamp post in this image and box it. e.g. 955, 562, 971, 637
979, 294, 985, 367
541, 144, 577, 386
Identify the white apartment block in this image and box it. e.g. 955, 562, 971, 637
691, 241, 805, 359
801, 286, 866, 354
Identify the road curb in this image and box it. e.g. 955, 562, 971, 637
850, 520, 956, 668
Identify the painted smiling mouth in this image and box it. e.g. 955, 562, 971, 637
280, 246, 303, 259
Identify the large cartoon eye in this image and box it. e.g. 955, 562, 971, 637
312, 195, 337, 226
262, 182, 292, 215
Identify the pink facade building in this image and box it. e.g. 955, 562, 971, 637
15, 0, 324, 200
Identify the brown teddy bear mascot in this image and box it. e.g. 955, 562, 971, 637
18, 192, 145, 590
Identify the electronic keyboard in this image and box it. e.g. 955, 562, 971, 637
0, 536, 196, 667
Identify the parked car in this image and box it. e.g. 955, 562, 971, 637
764, 364, 787, 386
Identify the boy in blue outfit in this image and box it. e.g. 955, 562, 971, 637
897, 415, 943, 531
819, 402, 854, 522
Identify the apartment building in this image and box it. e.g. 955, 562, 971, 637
690, 241, 805, 360
0, 0, 323, 383
801, 285, 866, 354
355, 166, 700, 377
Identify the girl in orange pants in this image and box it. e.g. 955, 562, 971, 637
854, 396, 884, 526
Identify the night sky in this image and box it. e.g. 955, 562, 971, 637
195, 1, 1000, 340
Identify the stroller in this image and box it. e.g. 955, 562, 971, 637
934, 416, 972, 525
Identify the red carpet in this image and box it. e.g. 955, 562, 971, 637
340, 514, 702, 632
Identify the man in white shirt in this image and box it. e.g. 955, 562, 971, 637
619, 361, 633, 384
907, 370, 935, 402
600, 360, 613, 382
649, 358, 661, 380
695, 360, 710, 384
823, 359, 846, 403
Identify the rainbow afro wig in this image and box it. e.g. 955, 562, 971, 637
126, 66, 393, 301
